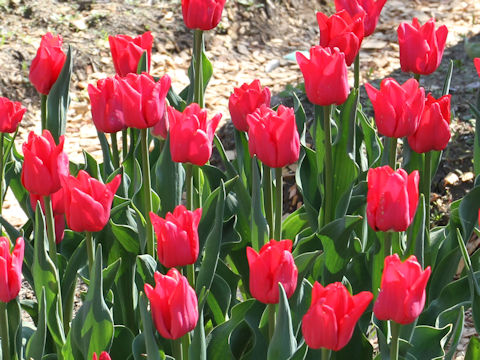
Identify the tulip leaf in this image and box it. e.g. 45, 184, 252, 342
60, 238, 85, 321
233, 129, 252, 189
110, 220, 140, 254
136, 51, 148, 74
406, 194, 426, 267
406, 324, 451, 360
287, 342, 308, 360
189, 309, 206, 360
207, 274, 232, 325
289, 278, 313, 339
442, 60, 454, 96
291, 90, 307, 146
332, 324, 373, 360
250, 157, 268, 251
46, 45, 72, 144
471, 102, 480, 176
282, 207, 310, 241
26, 287, 47, 360
459, 184, 480, 241
465, 336, 480, 360
110, 325, 135, 360
139, 292, 162, 360
136, 254, 157, 286
97, 130, 114, 176
439, 306, 464, 360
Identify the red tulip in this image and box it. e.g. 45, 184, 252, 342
367, 166, 419, 232
118, 73, 171, 130
168, 103, 221, 166
374, 254, 431, 324
247, 105, 300, 168
30, 189, 65, 244
296, 46, 349, 106
108, 31, 153, 77
88, 77, 125, 134
365, 78, 425, 138
61, 170, 121, 232
407, 94, 451, 153
150, 205, 202, 268
21, 130, 69, 196
316, 10, 364, 66
246, 239, 298, 304
181, 0, 226, 31
475, 58, 480, 77
29, 33, 66, 95
398, 18, 448, 75
335, 0, 387, 37
92, 352, 111, 360
0, 237, 24, 303
144, 268, 199, 340
0, 97, 26, 133
302, 282, 372, 351
228, 79, 271, 132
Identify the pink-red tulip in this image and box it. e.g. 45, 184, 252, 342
317, 10, 364, 66
247, 105, 300, 168
21, 130, 69, 196
88, 77, 125, 134
246, 239, 298, 304
335, 0, 387, 37
0, 237, 24, 303
374, 254, 431, 324
0, 97, 26, 133
61, 171, 121, 232
302, 282, 373, 351
296, 46, 349, 106
168, 103, 221, 166
150, 205, 202, 268
365, 78, 425, 138
108, 32, 153, 77
228, 79, 271, 132
475, 58, 480, 77
407, 94, 451, 153
144, 268, 199, 340
181, 0, 226, 31
29, 33, 66, 95
367, 166, 419, 232
92, 352, 111, 360
398, 18, 448, 75
30, 189, 65, 244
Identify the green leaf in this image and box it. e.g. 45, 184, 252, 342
251, 157, 268, 251
406, 194, 426, 267
442, 60, 454, 96
189, 309, 206, 360
110, 220, 140, 254
97, 130, 114, 176
136, 254, 157, 286
136, 51, 148, 74
206, 274, 231, 325
406, 325, 451, 360
139, 292, 161, 360
439, 306, 464, 360
6, 299, 22, 359
26, 287, 47, 360
110, 325, 134, 360
291, 90, 306, 146
465, 337, 480, 360
332, 325, 373, 360
459, 185, 480, 241
282, 207, 310, 241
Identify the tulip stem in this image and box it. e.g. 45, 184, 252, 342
0, 301, 10, 360
354, 53, 360, 90
86, 231, 94, 275
323, 105, 333, 225
41, 94, 47, 131
268, 303, 275, 341
321, 348, 331, 360
263, 164, 273, 239
193, 29, 204, 108
187, 263, 195, 289
111, 131, 120, 169
141, 128, 155, 257
384, 231, 392, 258
122, 128, 128, 160
182, 333, 190, 360
44, 195, 58, 267
414, 73, 421, 83
390, 321, 401, 360
423, 151, 432, 243
274, 167, 283, 241
388, 137, 398, 170
186, 163, 194, 211
172, 337, 183, 360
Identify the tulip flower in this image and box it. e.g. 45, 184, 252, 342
335, 0, 387, 37
29, 33, 66, 95
475, 58, 480, 77
246, 239, 298, 304
30, 189, 65, 244
21, 130, 69, 196
168, 103, 221, 166
246, 105, 300, 168
144, 268, 199, 340
367, 166, 419, 232
88, 77, 125, 134
0, 97, 26, 133
61, 170, 121, 233
398, 18, 448, 75
296, 46, 349, 106
374, 254, 431, 324
150, 206, 202, 268
407, 94, 451, 154
365, 78, 425, 138
228, 79, 271, 132
118, 73, 171, 131
302, 282, 373, 351
0, 237, 24, 303
316, 10, 364, 66
109, 31, 154, 77
181, 0, 226, 31
92, 352, 111, 360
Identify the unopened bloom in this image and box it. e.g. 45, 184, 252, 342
374, 254, 431, 324
0, 97, 26, 133
367, 166, 419, 232
181, 0, 226, 31
92, 352, 111, 360
335, 0, 387, 37
88, 77, 125, 133
302, 282, 372, 351
474, 58, 480, 77
109, 31, 154, 77
0, 237, 24, 303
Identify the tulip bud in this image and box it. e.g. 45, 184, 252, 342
0, 237, 24, 303
92, 352, 111, 360
335, 0, 387, 37
246, 105, 300, 168
108, 31, 153, 77
247, 239, 298, 304
0, 97, 26, 133
367, 166, 419, 232
29, 33, 66, 95
475, 58, 480, 77
181, 0, 226, 31
150, 205, 202, 268
296, 46, 349, 106
374, 254, 431, 324
365, 78, 425, 138
21, 130, 69, 196
228, 79, 271, 132
144, 269, 199, 340
398, 18, 448, 75
61, 171, 121, 233
30, 189, 66, 244
302, 282, 372, 351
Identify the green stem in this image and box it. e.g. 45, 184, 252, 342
122, 128, 128, 160
182, 333, 190, 360
323, 105, 333, 225
186, 164, 194, 211
43, 195, 58, 267
172, 337, 183, 360
390, 321, 401, 360
193, 29, 204, 107
63, 282, 75, 334
388, 137, 398, 170
0, 133, 4, 234
193, 165, 202, 209
423, 151, 432, 241
384, 231, 392, 258
414, 73, 421, 83
187, 263, 195, 289
111, 131, 120, 168
0, 301, 10, 360
141, 129, 154, 257
354, 53, 360, 90
41, 94, 47, 131
268, 303, 275, 341
274, 167, 283, 241
263, 165, 273, 239
85, 231, 94, 275
321, 348, 332, 360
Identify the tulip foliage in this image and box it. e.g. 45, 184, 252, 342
2, 2, 480, 360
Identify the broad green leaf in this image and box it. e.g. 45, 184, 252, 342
26, 288, 47, 360
251, 158, 268, 251
110, 325, 134, 360
439, 306, 464, 360
139, 292, 161, 360
406, 325, 451, 360
189, 309, 206, 360
465, 337, 480, 360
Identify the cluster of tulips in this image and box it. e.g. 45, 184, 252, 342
1, 0, 480, 359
